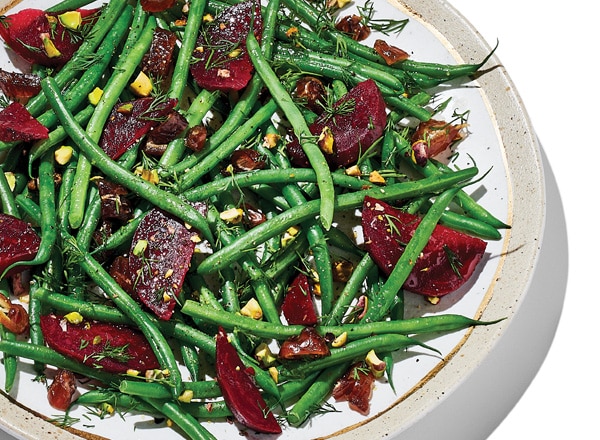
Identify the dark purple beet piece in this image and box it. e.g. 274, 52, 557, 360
189, 0, 263, 92
40, 314, 160, 374
361, 196, 487, 297
99, 97, 177, 160
0, 102, 48, 142
127, 208, 197, 320
0, 213, 41, 277
280, 272, 318, 325
287, 79, 387, 168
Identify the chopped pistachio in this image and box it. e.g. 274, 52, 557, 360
331, 332, 348, 347
129, 71, 153, 97
54, 145, 73, 165
41, 34, 61, 58
88, 87, 103, 105
58, 10, 82, 30
240, 298, 263, 320
219, 207, 244, 224
64, 311, 83, 325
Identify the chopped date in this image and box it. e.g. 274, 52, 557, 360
96, 179, 133, 223
278, 326, 330, 360
47, 369, 77, 411
332, 362, 376, 415
141, 28, 178, 79
373, 39, 410, 65
335, 15, 371, 41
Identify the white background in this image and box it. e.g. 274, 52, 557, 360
449, 0, 597, 438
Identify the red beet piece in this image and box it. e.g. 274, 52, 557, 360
140, 0, 177, 13
189, 0, 263, 92
99, 97, 177, 160
0, 213, 41, 277
0, 102, 48, 142
287, 79, 387, 168
40, 314, 160, 374
0, 68, 41, 104
216, 326, 281, 434
280, 272, 318, 325
0, 8, 99, 68
127, 208, 197, 320
362, 196, 487, 296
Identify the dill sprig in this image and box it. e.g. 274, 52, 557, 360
357, 0, 409, 35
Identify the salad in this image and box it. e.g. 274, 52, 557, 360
0, 0, 509, 438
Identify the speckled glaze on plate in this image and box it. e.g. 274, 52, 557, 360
0, 0, 545, 439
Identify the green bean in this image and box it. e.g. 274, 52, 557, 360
45, 0, 96, 13
28, 105, 94, 170
0, 280, 17, 392
281, 333, 437, 378
73, 389, 156, 414
168, 0, 207, 102
325, 252, 377, 326
286, 362, 348, 427
0, 169, 19, 218
196, 167, 478, 274
247, 32, 335, 230
183, 167, 370, 202
69, 13, 155, 229
41, 77, 215, 245
139, 398, 217, 440
181, 299, 498, 341
119, 379, 222, 400
3, 152, 56, 277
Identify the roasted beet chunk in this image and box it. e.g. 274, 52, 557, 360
190, 0, 263, 92
0, 213, 41, 277
40, 314, 160, 374
126, 208, 198, 320
215, 327, 281, 434
0, 8, 99, 68
99, 97, 177, 160
361, 196, 487, 297
0, 102, 48, 142
287, 79, 387, 168
280, 272, 318, 326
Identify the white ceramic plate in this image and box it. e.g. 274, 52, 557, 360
0, 0, 548, 439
